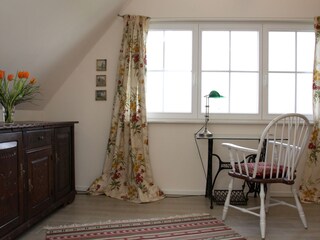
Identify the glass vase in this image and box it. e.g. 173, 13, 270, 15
2, 106, 15, 124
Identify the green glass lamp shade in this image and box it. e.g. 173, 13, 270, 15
208, 90, 223, 98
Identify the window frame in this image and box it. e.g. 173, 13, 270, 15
198, 23, 263, 121
146, 23, 198, 121
146, 21, 314, 123
262, 23, 314, 120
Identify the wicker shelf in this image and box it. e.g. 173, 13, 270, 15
213, 190, 248, 205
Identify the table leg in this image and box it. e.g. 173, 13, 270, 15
205, 139, 213, 207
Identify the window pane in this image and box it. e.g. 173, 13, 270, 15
231, 31, 259, 71
146, 71, 192, 113
201, 31, 259, 115
202, 31, 229, 71
201, 72, 229, 113
297, 32, 315, 72
146, 72, 164, 112
230, 73, 259, 113
147, 31, 164, 70
147, 29, 193, 114
269, 32, 295, 71
163, 72, 192, 113
268, 73, 295, 113
165, 31, 192, 71
297, 73, 313, 114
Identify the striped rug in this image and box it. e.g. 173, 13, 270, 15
45, 213, 246, 240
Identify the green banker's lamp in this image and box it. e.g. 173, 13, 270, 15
197, 90, 223, 138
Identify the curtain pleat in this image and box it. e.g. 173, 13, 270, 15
88, 15, 165, 203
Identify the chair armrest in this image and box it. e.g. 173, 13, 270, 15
222, 143, 258, 154
222, 143, 258, 176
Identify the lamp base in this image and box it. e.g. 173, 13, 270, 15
197, 129, 213, 138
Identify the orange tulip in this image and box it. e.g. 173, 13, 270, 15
18, 71, 24, 78
0, 70, 5, 79
7, 74, 14, 81
24, 71, 30, 79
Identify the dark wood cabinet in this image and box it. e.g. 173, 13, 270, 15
26, 145, 53, 218
0, 132, 24, 238
0, 122, 77, 239
54, 127, 73, 200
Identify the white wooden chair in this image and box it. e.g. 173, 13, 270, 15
221, 113, 310, 240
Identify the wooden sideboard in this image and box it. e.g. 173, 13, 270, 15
0, 121, 78, 239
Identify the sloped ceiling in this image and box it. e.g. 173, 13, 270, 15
0, 0, 129, 110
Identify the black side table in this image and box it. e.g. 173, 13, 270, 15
196, 134, 260, 209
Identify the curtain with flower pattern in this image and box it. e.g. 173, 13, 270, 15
299, 16, 320, 204
88, 15, 165, 203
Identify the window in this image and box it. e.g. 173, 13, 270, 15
146, 22, 314, 122
146, 24, 195, 119
267, 29, 314, 115
200, 26, 260, 115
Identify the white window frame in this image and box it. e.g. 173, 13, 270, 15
262, 23, 314, 120
146, 23, 198, 121
198, 23, 263, 121
146, 21, 314, 123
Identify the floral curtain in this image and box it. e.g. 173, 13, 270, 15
88, 15, 165, 203
299, 16, 320, 204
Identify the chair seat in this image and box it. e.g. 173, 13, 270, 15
234, 162, 285, 178
230, 162, 295, 184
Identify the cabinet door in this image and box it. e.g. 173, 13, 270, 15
54, 127, 74, 200
0, 132, 24, 237
27, 147, 53, 218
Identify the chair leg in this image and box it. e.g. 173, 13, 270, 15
291, 185, 308, 229
265, 183, 271, 213
222, 178, 233, 221
259, 183, 266, 240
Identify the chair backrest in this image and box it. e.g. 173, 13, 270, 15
253, 113, 310, 182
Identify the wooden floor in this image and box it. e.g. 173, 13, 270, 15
18, 193, 319, 240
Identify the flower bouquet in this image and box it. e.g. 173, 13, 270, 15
0, 70, 40, 123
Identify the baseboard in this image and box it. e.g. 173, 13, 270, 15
76, 186, 89, 192
161, 189, 205, 196
75, 186, 292, 198
75, 186, 205, 196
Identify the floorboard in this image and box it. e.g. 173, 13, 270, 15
17, 193, 319, 240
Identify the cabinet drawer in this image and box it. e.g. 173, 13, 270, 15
25, 130, 52, 149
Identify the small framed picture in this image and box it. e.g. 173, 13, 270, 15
95, 90, 107, 101
96, 75, 106, 87
96, 59, 107, 71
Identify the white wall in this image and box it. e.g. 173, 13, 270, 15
0, 0, 128, 110
44, 18, 123, 190
44, 0, 319, 196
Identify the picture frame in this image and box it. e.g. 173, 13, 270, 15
95, 90, 107, 101
96, 75, 106, 87
96, 59, 107, 71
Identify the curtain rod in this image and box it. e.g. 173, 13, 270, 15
148, 17, 313, 23
118, 14, 150, 19
117, 15, 311, 22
